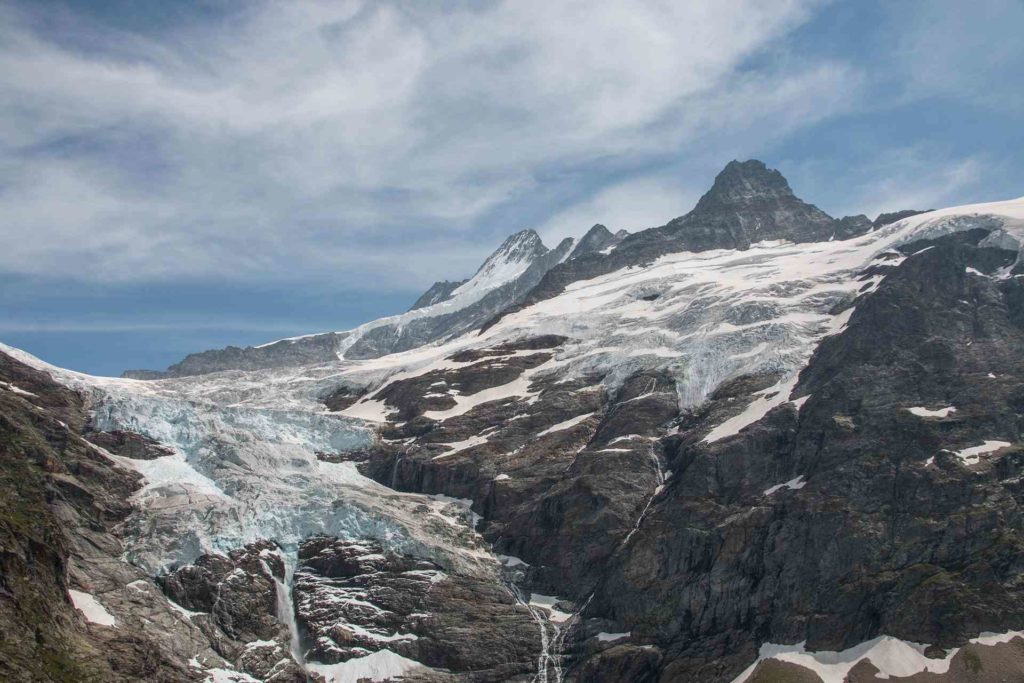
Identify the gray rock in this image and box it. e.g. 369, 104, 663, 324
410, 279, 470, 310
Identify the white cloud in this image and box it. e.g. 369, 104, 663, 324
537, 175, 699, 244
0, 0, 839, 288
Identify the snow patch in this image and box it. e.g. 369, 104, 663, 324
704, 376, 798, 444
730, 636, 955, 683
529, 594, 572, 623
305, 649, 423, 683
955, 440, 1012, 465
764, 476, 806, 496
68, 589, 117, 626
166, 596, 205, 618
203, 668, 261, 683
734, 629, 1024, 683
433, 434, 491, 459
0, 380, 36, 397
972, 630, 1024, 646
908, 406, 957, 418
536, 412, 595, 437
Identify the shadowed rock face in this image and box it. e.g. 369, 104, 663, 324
875, 208, 931, 228
84, 429, 174, 460
567, 224, 627, 260
160, 540, 284, 643
575, 232, 1024, 681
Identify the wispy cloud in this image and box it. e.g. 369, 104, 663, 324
0, 0, 841, 288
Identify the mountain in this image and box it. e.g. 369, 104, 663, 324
660, 158, 836, 248
566, 224, 627, 260
4, 160, 1024, 682
124, 229, 572, 379
485, 160, 881, 329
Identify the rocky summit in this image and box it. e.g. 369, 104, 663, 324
4, 160, 1024, 683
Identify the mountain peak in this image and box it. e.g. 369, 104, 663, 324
695, 159, 795, 212
661, 159, 834, 250
441, 229, 551, 305
568, 224, 626, 260
477, 229, 548, 272
493, 228, 545, 254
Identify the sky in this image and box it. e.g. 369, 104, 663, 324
1, 0, 1022, 376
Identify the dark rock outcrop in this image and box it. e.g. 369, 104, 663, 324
574, 231, 1024, 681
160, 540, 284, 644
568, 224, 627, 260
84, 429, 174, 460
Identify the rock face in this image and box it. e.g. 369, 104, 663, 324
660, 158, 836, 249
875, 208, 931, 228
410, 280, 470, 310
577, 231, 1024, 681
293, 537, 539, 681
0, 351, 245, 681
361, 349, 676, 597
84, 429, 175, 460
567, 224, 627, 260
160, 540, 284, 644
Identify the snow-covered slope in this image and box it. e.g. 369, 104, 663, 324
445, 229, 551, 304
338, 196, 1024, 416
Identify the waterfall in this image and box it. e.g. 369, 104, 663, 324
390, 455, 401, 489
504, 580, 556, 683
272, 549, 305, 665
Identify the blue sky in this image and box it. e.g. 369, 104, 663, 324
2, 0, 1022, 375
